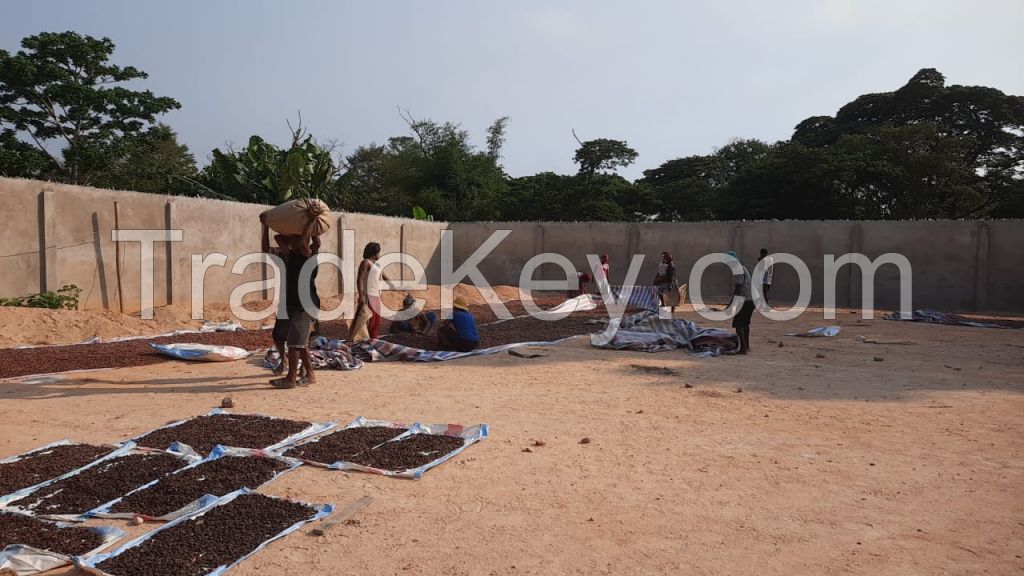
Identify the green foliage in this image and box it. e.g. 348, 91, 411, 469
335, 116, 508, 221
190, 120, 340, 206
573, 138, 638, 177
0, 285, 80, 310
0, 31, 181, 184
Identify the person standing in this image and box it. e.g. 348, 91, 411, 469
758, 248, 774, 301
654, 251, 679, 314
349, 242, 393, 341
727, 250, 754, 354
269, 231, 320, 389
598, 254, 610, 283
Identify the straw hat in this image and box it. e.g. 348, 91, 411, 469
453, 296, 470, 311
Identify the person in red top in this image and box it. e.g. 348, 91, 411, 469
568, 272, 592, 298
599, 254, 610, 282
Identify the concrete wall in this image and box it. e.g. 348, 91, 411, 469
3, 177, 1022, 314
448, 220, 1024, 313
0, 178, 447, 315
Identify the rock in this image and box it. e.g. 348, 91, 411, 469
735, 387, 743, 393
636, 409, 644, 414
684, 383, 694, 389
873, 356, 884, 362
579, 437, 591, 444
778, 341, 784, 348
221, 396, 234, 408
532, 440, 546, 447
816, 353, 826, 359
131, 516, 145, 526
522, 447, 533, 453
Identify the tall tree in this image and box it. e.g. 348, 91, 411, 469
0, 31, 181, 184
793, 68, 1024, 217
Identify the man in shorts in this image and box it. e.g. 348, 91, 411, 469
727, 250, 755, 354
263, 217, 320, 389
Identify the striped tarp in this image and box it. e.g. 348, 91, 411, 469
606, 285, 661, 312
591, 311, 739, 357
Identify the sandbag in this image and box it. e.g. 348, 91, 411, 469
261, 198, 332, 238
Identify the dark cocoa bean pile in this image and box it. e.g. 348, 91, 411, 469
0, 511, 106, 556
283, 426, 407, 464
133, 413, 312, 455
96, 493, 318, 576
0, 443, 112, 495
347, 434, 464, 471
8, 452, 187, 515
0, 329, 272, 380
109, 456, 291, 517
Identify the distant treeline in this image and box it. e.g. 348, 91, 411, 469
2, 32, 1022, 221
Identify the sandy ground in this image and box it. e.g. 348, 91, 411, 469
1, 307, 1023, 575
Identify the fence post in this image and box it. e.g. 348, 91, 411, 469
974, 223, 990, 311
164, 201, 175, 305
37, 189, 59, 293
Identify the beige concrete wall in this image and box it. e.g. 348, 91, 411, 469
0, 177, 447, 315
3, 177, 1022, 314
448, 220, 1024, 313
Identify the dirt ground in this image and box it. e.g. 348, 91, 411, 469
1, 305, 1022, 575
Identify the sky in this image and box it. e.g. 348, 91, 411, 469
3, 0, 1023, 180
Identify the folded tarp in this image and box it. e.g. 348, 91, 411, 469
885, 308, 1021, 329
604, 285, 660, 312
0, 514, 124, 576
150, 343, 251, 362
590, 311, 739, 357
77, 488, 333, 576
0, 442, 133, 507
263, 337, 364, 371
88, 446, 302, 522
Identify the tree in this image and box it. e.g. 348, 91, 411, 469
0, 31, 181, 184
63, 124, 196, 192
793, 68, 1024, 217
335, 115, 509, 221
191, 117, 340, 205
572, 136, 638, 177
641, 139, 772, 221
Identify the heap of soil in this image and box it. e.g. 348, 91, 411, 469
284, 426, 408, 464
9, 452, 187, 515
0, 511, 106, 556
346, 434, 464, 471
110, 456, 291, 517
0, 443, 113, 495
95, 493, 319, 576
133, 413, 312, 455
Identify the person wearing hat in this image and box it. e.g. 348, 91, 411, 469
727, 250, 755, 354
438, 296, 480, 352
390, 294, 438, 335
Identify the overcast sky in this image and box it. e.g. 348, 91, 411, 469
4, 0, 1023, 179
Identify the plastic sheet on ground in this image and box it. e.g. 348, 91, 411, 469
603, 285, 661, 312
149, 343, 251, 362
76, 488, 333, 576
1, 444, 198, 521
334, 422, 489, 479
262, 337, 364, 371
88, 446, 302, 522
353, 336, 578, 363
590, 311, 739, 357
12, 321, 247, 349
0, 442, 133, 507
127, 407, 336, 457
0, 514, 124, 576
885, 308, 1021, 329
785, 326, 841, 337
285, 416, 415, 469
